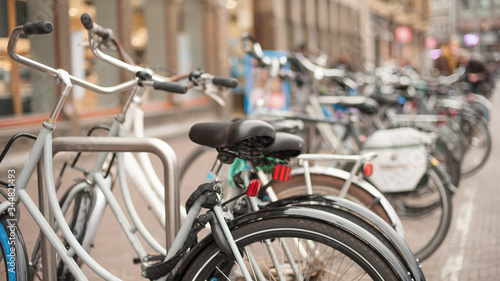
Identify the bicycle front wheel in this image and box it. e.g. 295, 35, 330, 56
0, 215, 29, 281
180, 217, 400, 281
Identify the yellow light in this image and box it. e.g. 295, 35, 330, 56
225, 0, 237, 10
69, 8, 79, 17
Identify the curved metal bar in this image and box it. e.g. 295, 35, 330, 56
117, 152, 166, 254
8, 27, 139, 95
52, 137, 179, 248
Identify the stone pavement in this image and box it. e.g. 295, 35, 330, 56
420, 93, 500, 280
1, 94, 499, 280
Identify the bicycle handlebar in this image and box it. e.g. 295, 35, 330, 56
23, 21, 53, 35
81, 13, 187, 94
81, 13, 112, 40
151, 81, 188, 93
8, 22, 139, 95
212, 77, 238, 88
241, 33, 344, 83
188, 71, 238, 88
241, 32, 266, 64
293, 52, 346, 79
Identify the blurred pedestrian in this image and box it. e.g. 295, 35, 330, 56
457, 50, 495, 98
433, 37, 460, 76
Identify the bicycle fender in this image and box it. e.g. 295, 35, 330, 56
471, 93, 492, 111
290, 166, 405, 236
172, 206, 414, 281
266, 194, 425, 281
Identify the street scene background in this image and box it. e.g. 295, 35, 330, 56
0, 0, 499, 280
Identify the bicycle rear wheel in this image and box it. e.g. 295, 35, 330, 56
271, 165, 453, 261
385, 164, 453, 261
179, 217, 401, 281
459, 112, 491, 177
270, 170, 400, 234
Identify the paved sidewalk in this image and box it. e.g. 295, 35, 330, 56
2, 95, 499, 280
420, 93, 500, 280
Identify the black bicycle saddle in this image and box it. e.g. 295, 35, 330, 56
336, 97, 380, 115
189, 119, 275, 160
371, 92, 400, 106
263, 132, 305, 160
267, 119, 303, 134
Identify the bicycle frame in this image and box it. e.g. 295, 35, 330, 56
5, 23, 260, 281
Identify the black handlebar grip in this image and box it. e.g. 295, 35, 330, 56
153, 81, 188, 94
23, 21, 53, 35
81, 13, 93, 30
241, 32, 257, 43
212, 77, 238, 88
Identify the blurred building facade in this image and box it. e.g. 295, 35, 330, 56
252, 0, 430, 70
0, 0, 430, 127
429, 0, 500, 62
456, 0, 500, 61
428, 0, 457, 43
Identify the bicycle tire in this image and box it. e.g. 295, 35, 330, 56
459, 111, 491, 177
30, 181, 93, 281
0, 215, 29, 281
266, 195, 425, 280
411, 123, 462, 187
179, 216, 402, 281
385, 164, 453, 261
270, 165, 453, 261
433, 134, 462, 187
57, 187, 93, 281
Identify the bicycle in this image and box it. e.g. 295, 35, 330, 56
76, 15, 423, 279
66, 20, 426, 280
368, 66, 491, 178
0, 19, 422, 281
221, 34, 454, 261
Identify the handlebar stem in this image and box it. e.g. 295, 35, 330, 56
48, 69, 72, 123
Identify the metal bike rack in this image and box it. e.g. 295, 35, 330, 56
52, 137, 180, 247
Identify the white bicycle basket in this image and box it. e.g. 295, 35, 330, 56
361, 127, 432, 193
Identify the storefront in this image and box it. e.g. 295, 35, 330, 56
0, 0, 235, 128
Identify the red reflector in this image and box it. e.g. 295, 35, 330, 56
449, 108, 457, 117
436, 110, 447, 125
272, 165, 291, 181
246, 179, 262, 197
363, 162, 374, 177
